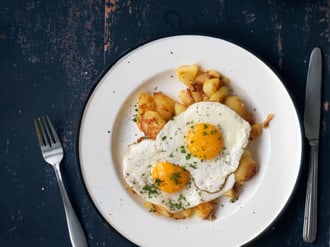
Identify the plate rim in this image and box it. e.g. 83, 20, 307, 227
76, 34, 303, 246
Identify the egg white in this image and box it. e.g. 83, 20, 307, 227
122, 139, 235, 213
156, 101, 251, 193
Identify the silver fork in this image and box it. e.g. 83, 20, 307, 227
34, 116, 88, 247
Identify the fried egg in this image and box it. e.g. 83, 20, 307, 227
156, 101, 251, 193
122, 139, 235, 213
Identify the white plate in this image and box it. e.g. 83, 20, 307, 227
78, 35, 302, 247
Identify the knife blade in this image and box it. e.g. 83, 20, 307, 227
303, 47, 322, 243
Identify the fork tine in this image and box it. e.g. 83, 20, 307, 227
35, 117, 50, 146
45, 116, 61, 144
38, 117, 50, 147
34, 118, 44, 147
42, 116, 54, 145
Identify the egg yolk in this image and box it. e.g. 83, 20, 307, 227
152, 161, 190, 193
185, 123, 223, 160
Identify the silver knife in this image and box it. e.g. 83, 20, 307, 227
303, 47, 322, 243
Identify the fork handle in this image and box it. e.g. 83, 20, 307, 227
303, 140, 318, 243
53, 162, 88, 247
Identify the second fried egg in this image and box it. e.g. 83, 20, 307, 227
123, 139, 235, 213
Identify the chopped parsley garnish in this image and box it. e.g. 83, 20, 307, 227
231, 196, 239, 203
170, 172, 182, 185
168, 194, 188, 211
180, 145, 186, 153
132, 104, 138, 122
142, 183, 160, 198
132, 114, 137, 122
189, 162, 197, 169
154, 178, 163, 186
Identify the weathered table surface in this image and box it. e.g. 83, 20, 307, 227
1, 1, 329, 246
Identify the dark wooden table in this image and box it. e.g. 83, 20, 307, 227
1, 1, 329, 246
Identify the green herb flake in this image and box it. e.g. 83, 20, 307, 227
231, 196, 239, 203
154, 178, 163, 187
142, 184, 160, 198
189, 163, 197, 169
168, 194, 187, 211
170, 172, 182, 185
180, 146, 186, 153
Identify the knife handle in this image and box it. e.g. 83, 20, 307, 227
303, 140, 318, 242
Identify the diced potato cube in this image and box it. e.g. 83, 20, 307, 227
209, 86, 230, 102
194, 201, 215, 219
224, 183, 240, 201
194, 72, 208, 85
203, 78, 220, 97
153, 204, 172, 217
178, 89, 194, 106
141, 111, 166, 139
250, 114, 274, 140
137, 92, 156, 131
263, 114, 274, 128
153, 92, 175, 121
174, 102, 187, 116
224, 188, 238, 199
224, 96, 253, 123
144, 202, 155, 212
176, 64, 199, 86
250, 123, 263, 140
172, 208, 194, 219
206, 69, 220, 79
138, 92, 156, 112
190, 90, 203, 102
235, 150, 257, 183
